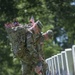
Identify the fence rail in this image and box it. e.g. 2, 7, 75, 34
46, 45, 75, 75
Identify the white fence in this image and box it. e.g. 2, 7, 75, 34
46, 45, 75, 75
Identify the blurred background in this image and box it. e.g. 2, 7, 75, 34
0, 0, 75, 75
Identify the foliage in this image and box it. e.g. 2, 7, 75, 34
43, 40, 61, 59
44, 0, 75, 46
0, 0, 75, 75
